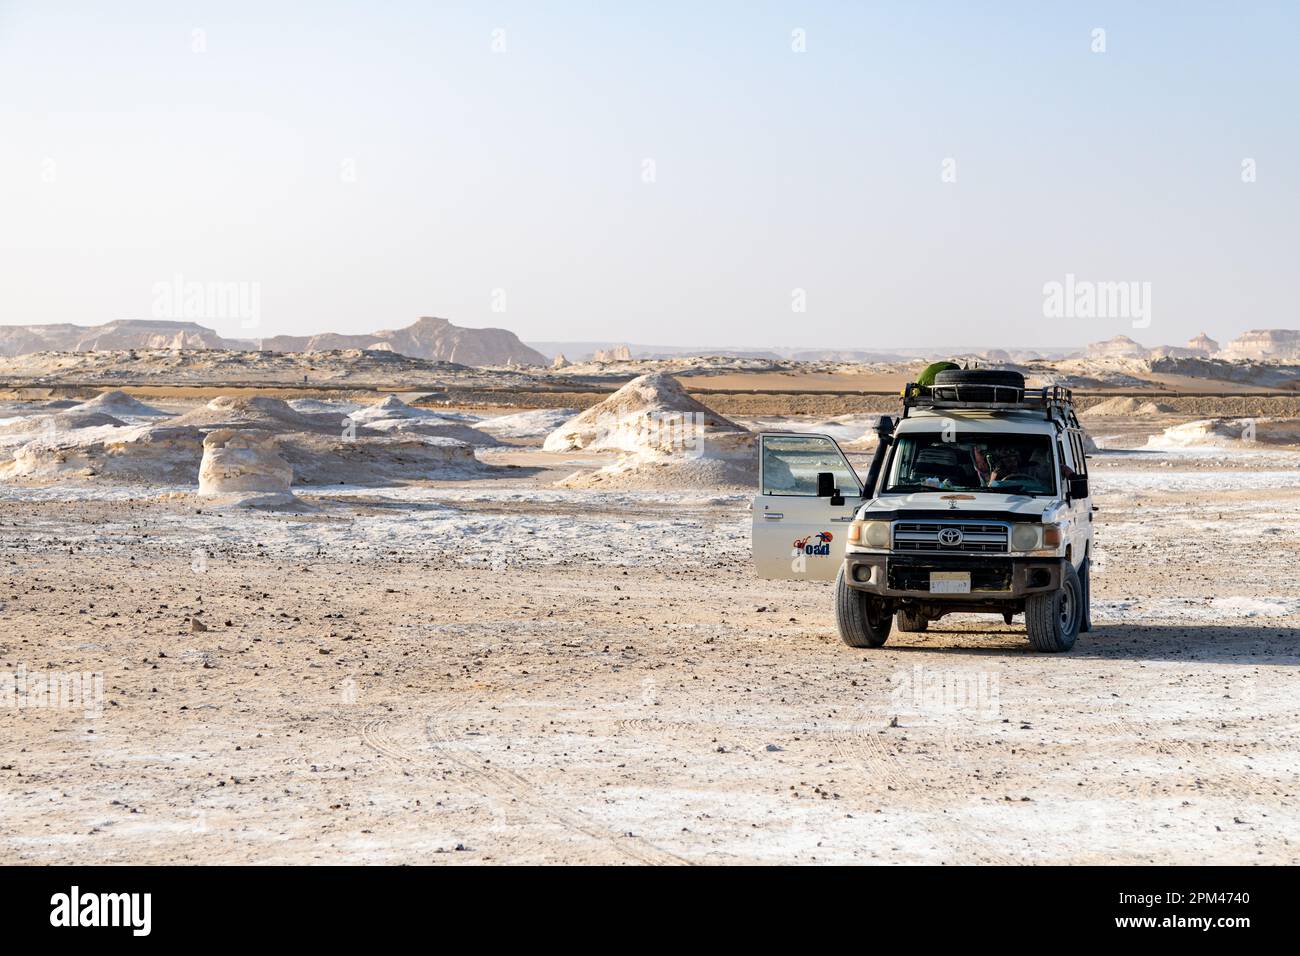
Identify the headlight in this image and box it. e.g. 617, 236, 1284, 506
1010, 524, 1041, 551
849, 520, 891, 549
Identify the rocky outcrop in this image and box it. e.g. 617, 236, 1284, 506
0, 317, 544, 367
198, 429, 293, 496
260, 317, 546, 367
0, 320, 249, 357
1086, 335, 1149, 359
345, 395, 501, 446
0, 420, 204, 482
551, 353, 569, 369
591, 345, 633, 363
172, 395, 341, 433
1221, 329, 1300, 361
543, 372, 745, 454
1149, 345, 1204, 359
1186, 332, 1220, 355
69, 390, 169, 418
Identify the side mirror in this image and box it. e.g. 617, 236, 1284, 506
1068, 476, 1089, 500
816, 471, 845, 506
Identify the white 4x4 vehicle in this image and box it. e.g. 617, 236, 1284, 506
752, 370, 1094, 652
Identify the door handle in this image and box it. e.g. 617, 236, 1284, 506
763, 513, 784, 520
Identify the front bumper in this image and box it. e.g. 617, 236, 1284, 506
843, 552, 1067, 599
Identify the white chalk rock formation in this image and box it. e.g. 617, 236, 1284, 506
346, 395, 500, 445
1081, 397, 1173, 418
71, 390, 169, 418
198, 428, 292, 496
591, 345, 632, 363
1221, 329, 1300, 361
543, 372, 745, 454
1086, 335, 1149, 359
546, 372, 756, 489
1147, 417, 1300, 448
478, 408, 577, 440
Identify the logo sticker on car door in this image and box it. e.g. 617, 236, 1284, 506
792, 531, 833, 556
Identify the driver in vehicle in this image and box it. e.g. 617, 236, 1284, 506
976, 444, 1052, 491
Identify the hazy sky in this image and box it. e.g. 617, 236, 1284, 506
1, 2, 1296, 350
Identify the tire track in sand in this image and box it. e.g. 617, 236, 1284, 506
358, 713, 691, 865
827, 715, 1020, 865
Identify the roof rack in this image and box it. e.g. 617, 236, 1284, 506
901, 382, 1078, 425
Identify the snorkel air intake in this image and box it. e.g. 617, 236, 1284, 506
861, 415, 895, 498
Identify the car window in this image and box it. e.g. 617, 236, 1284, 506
1070, 430, 1089, 477
884, 432, 1056, 496
761, 435, 859, 497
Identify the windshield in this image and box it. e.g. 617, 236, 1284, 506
884, 432, 1058, 497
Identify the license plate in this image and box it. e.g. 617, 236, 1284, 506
930, 571, 971, 594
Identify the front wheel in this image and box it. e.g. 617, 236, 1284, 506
835, 566, 892, 648
1025, 563, 1082, 652
1078, 556, 1093, 633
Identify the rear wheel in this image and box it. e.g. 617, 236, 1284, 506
835, 566, 892, 648
1025, 563, 1082, 652
896, 607, 928, 632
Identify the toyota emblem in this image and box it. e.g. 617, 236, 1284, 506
938, 527, 964, 547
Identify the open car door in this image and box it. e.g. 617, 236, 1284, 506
752, 433, 862, 582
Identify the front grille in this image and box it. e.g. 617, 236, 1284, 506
893, 521, 1009, 554
887, 559, 1013, 593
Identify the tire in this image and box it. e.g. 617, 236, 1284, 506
1078, 557, 1093, 633
933, 368, 1025, 389
932, 369, 1025, 404
896, 607, 928, 632
835, 566, 892, 648
1025, 562, 1083, 652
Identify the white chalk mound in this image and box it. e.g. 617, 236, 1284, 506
1082, 396, 1174, 418
1147, 418, 1300, 448
173, 395, 339, 432
557, 431, 757, 490
348, 395, 433, 424
478, 408, 577, 440
1, 420, 203, 482
0, 410, 125, 439
543, 372, 745, 454
199, 428, 293, 496
0, 390, 499, 487
71, 390, 169, 418
346, 395, 499, 445
546, 374, 755, 489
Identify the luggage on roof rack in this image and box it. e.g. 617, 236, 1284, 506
900, 378, 1077, 424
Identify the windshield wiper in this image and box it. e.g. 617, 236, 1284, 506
887, 482, 982, 493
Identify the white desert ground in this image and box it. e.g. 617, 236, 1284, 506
1, 361, 1298, 865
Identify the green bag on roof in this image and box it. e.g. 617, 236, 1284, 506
917, 361, 960, 387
